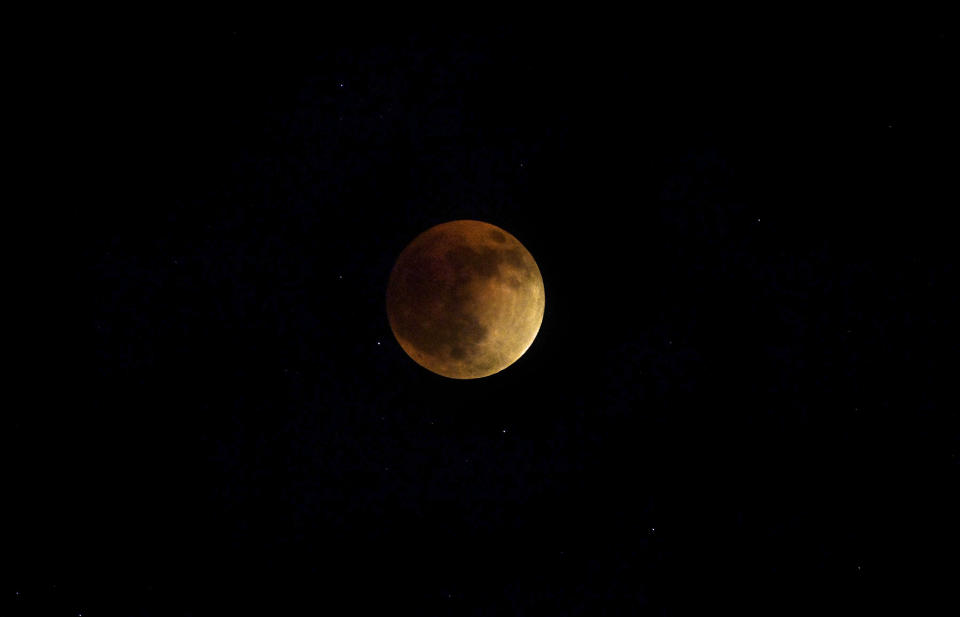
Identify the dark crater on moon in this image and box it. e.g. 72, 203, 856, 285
488, 229, 507, 243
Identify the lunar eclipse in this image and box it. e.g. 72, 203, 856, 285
386, 220, 545, 379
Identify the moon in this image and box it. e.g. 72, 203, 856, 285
386, 220, 545, 379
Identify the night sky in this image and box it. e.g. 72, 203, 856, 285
15, 24, 957, 615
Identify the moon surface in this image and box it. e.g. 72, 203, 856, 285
386, 220, 545, 379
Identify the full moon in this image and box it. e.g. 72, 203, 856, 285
386, 220, 545, 379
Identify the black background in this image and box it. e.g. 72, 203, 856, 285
14, 22, 957, 615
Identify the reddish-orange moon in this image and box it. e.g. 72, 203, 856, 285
386, 220, 545, 379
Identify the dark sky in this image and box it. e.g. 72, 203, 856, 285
16, 24, 957, 615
